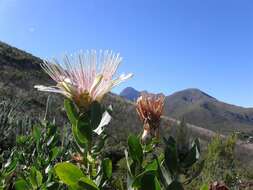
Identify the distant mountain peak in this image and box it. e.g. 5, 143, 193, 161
120, 87, 165, 101
120, 87, 140, 101
181, 88, 214, 97
169, 88, 216, 103
121, 87, 138, 92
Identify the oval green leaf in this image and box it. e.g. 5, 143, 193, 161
64, 99, 79, 126
127, 135, 143, 165
54, 162, 84, 186
78, 177, 99, 190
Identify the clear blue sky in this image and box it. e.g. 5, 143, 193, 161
0, 0, 252, 107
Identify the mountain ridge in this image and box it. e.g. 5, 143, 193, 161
120, 86, 252, 109
2, 41, 253, 168
120, 86, 253, 134
1, 40, 252, 136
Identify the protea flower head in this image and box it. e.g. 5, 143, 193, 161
136, 93, 165, 143
35, 50, 133, 110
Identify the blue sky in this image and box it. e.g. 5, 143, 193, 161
0, 0, 252, 107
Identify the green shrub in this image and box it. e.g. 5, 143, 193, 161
192, 134, 239, 189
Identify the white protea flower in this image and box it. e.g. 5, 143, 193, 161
35, 50, 133, 110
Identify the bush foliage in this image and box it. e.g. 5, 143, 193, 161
0, 98, 252, 190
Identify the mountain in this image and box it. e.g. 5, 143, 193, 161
120, 87, 253, 134
120, 87, 164, 101
1, 40, 252, 136
2, 41, 253, 166
120, 87, 140, 101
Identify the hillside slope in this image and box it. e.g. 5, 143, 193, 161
0, 41, 142, 140
0, 41, 66, 122
165, 88, 253, 134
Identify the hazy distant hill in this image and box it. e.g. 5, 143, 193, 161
120, 87, 253, 134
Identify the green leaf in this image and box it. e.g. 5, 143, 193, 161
132, 160, 159, 187
69, 185, 82, 190
33, 126, 41, 147
54, 162, 84, 186
124, 150, 132, 176
132, 170, 157, 188
145, 160, 158, 172
72, 124, 88, 149
49, 147, 60, 161
90, 101, 102, 130
102, 158, 112, 179
138, 174, 161, 190
4, 158, 18, 176
154, 177, 162, 190
167, 180, 184, 190
128, 135, 143, 165
15, 179, 30, 190
64, 99, 79, 126
132, 160, 158, 187
77, 114, 92, 141
36, 171, 43, 187
78, 177, 99, 190
200, 184, 209, 190
29, 167, 43, 188
71, 113, 93, 149
96, 158, 113, 187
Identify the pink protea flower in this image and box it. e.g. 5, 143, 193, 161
35, 50, 133, 110
136, 93, 165, 143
